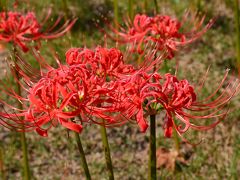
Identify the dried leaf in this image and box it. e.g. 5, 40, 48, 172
156, 147, 189, 171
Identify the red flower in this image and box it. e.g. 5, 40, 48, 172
0, 11, 76, 52
115, 70, 161, 132
107, 13, 213, 59
66, 46, 135, 79
117, 69, 239, 139
148, 72, 239, 139
0, 46, 133, 136
1, 44, 238, 141
157, 73, 197, 137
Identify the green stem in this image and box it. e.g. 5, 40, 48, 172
148, 115, 156, 180
163, 60, 169, 73
74, 132, 91, 180
62, 0, 69, 19
0, 142, 6, 180
12, 48, 31, 180
20, 132, 30, 180
100, 123, 114, 180
196, 0, 201, 11
172, 117, 180, 153
153, 0, 159, 14
0, 0, 7, 11
173, 129, 180, 153
144, 0, 148, 13
234, 0, 240, 71
128, 0, 134, 20
113, 0, 119, 28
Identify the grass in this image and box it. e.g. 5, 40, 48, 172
0, 0, 239, 179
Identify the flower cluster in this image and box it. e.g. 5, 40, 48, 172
0, 47, 136, 136
0, 11, 76, 52
0, 12, 239, 140
1, 45, 239, 138
108, 13, 214, 59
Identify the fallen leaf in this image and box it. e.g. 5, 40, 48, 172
156, 147, 189, 171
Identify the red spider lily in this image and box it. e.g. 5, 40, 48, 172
106, 13, 214, 59
2, 61, 130, 136
113, 70, 162, 132
66, 46, 135, 79
155, 73, 197, 138
0, 10, 76, 52
138, 72, 239, 139
112, 67, 239, 139
64, 47, 165, 132
1, 44, 238, 140
0, 46, 134, 136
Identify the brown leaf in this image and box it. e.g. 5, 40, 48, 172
0, 43, 5, 51
156, 147, 188, 171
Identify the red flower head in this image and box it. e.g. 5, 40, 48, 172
66, 46, 135, 79
107, 13, 213, 59
147, 72, 239, 140
0, 11, 76, 52
116, 70, 161, 132
158, 73, 197, 137
0, 46, 134, 136
26, 65, 88, 136
1, 44, 238, 141
118, 69, 239, 141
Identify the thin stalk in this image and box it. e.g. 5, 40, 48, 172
0, 143, 6, 180
163, 60, 169, 73
62, 0, 69, 19
144, 0, 148, 13
153, 0, 159, 14
20, 131, 30, 180
172, 117, 180, 156
74, 132, 91, 180
12, 48, 31, 180
0, 0, 7, 11
113, 0, 119, 28
234, 0, 240, 72
148, 59, 157, 180
100, 122, 114, 180
128, 0, 134, 21
173, 129, 180, 153
148, 115, 156, 180
196, 0, 201, 12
